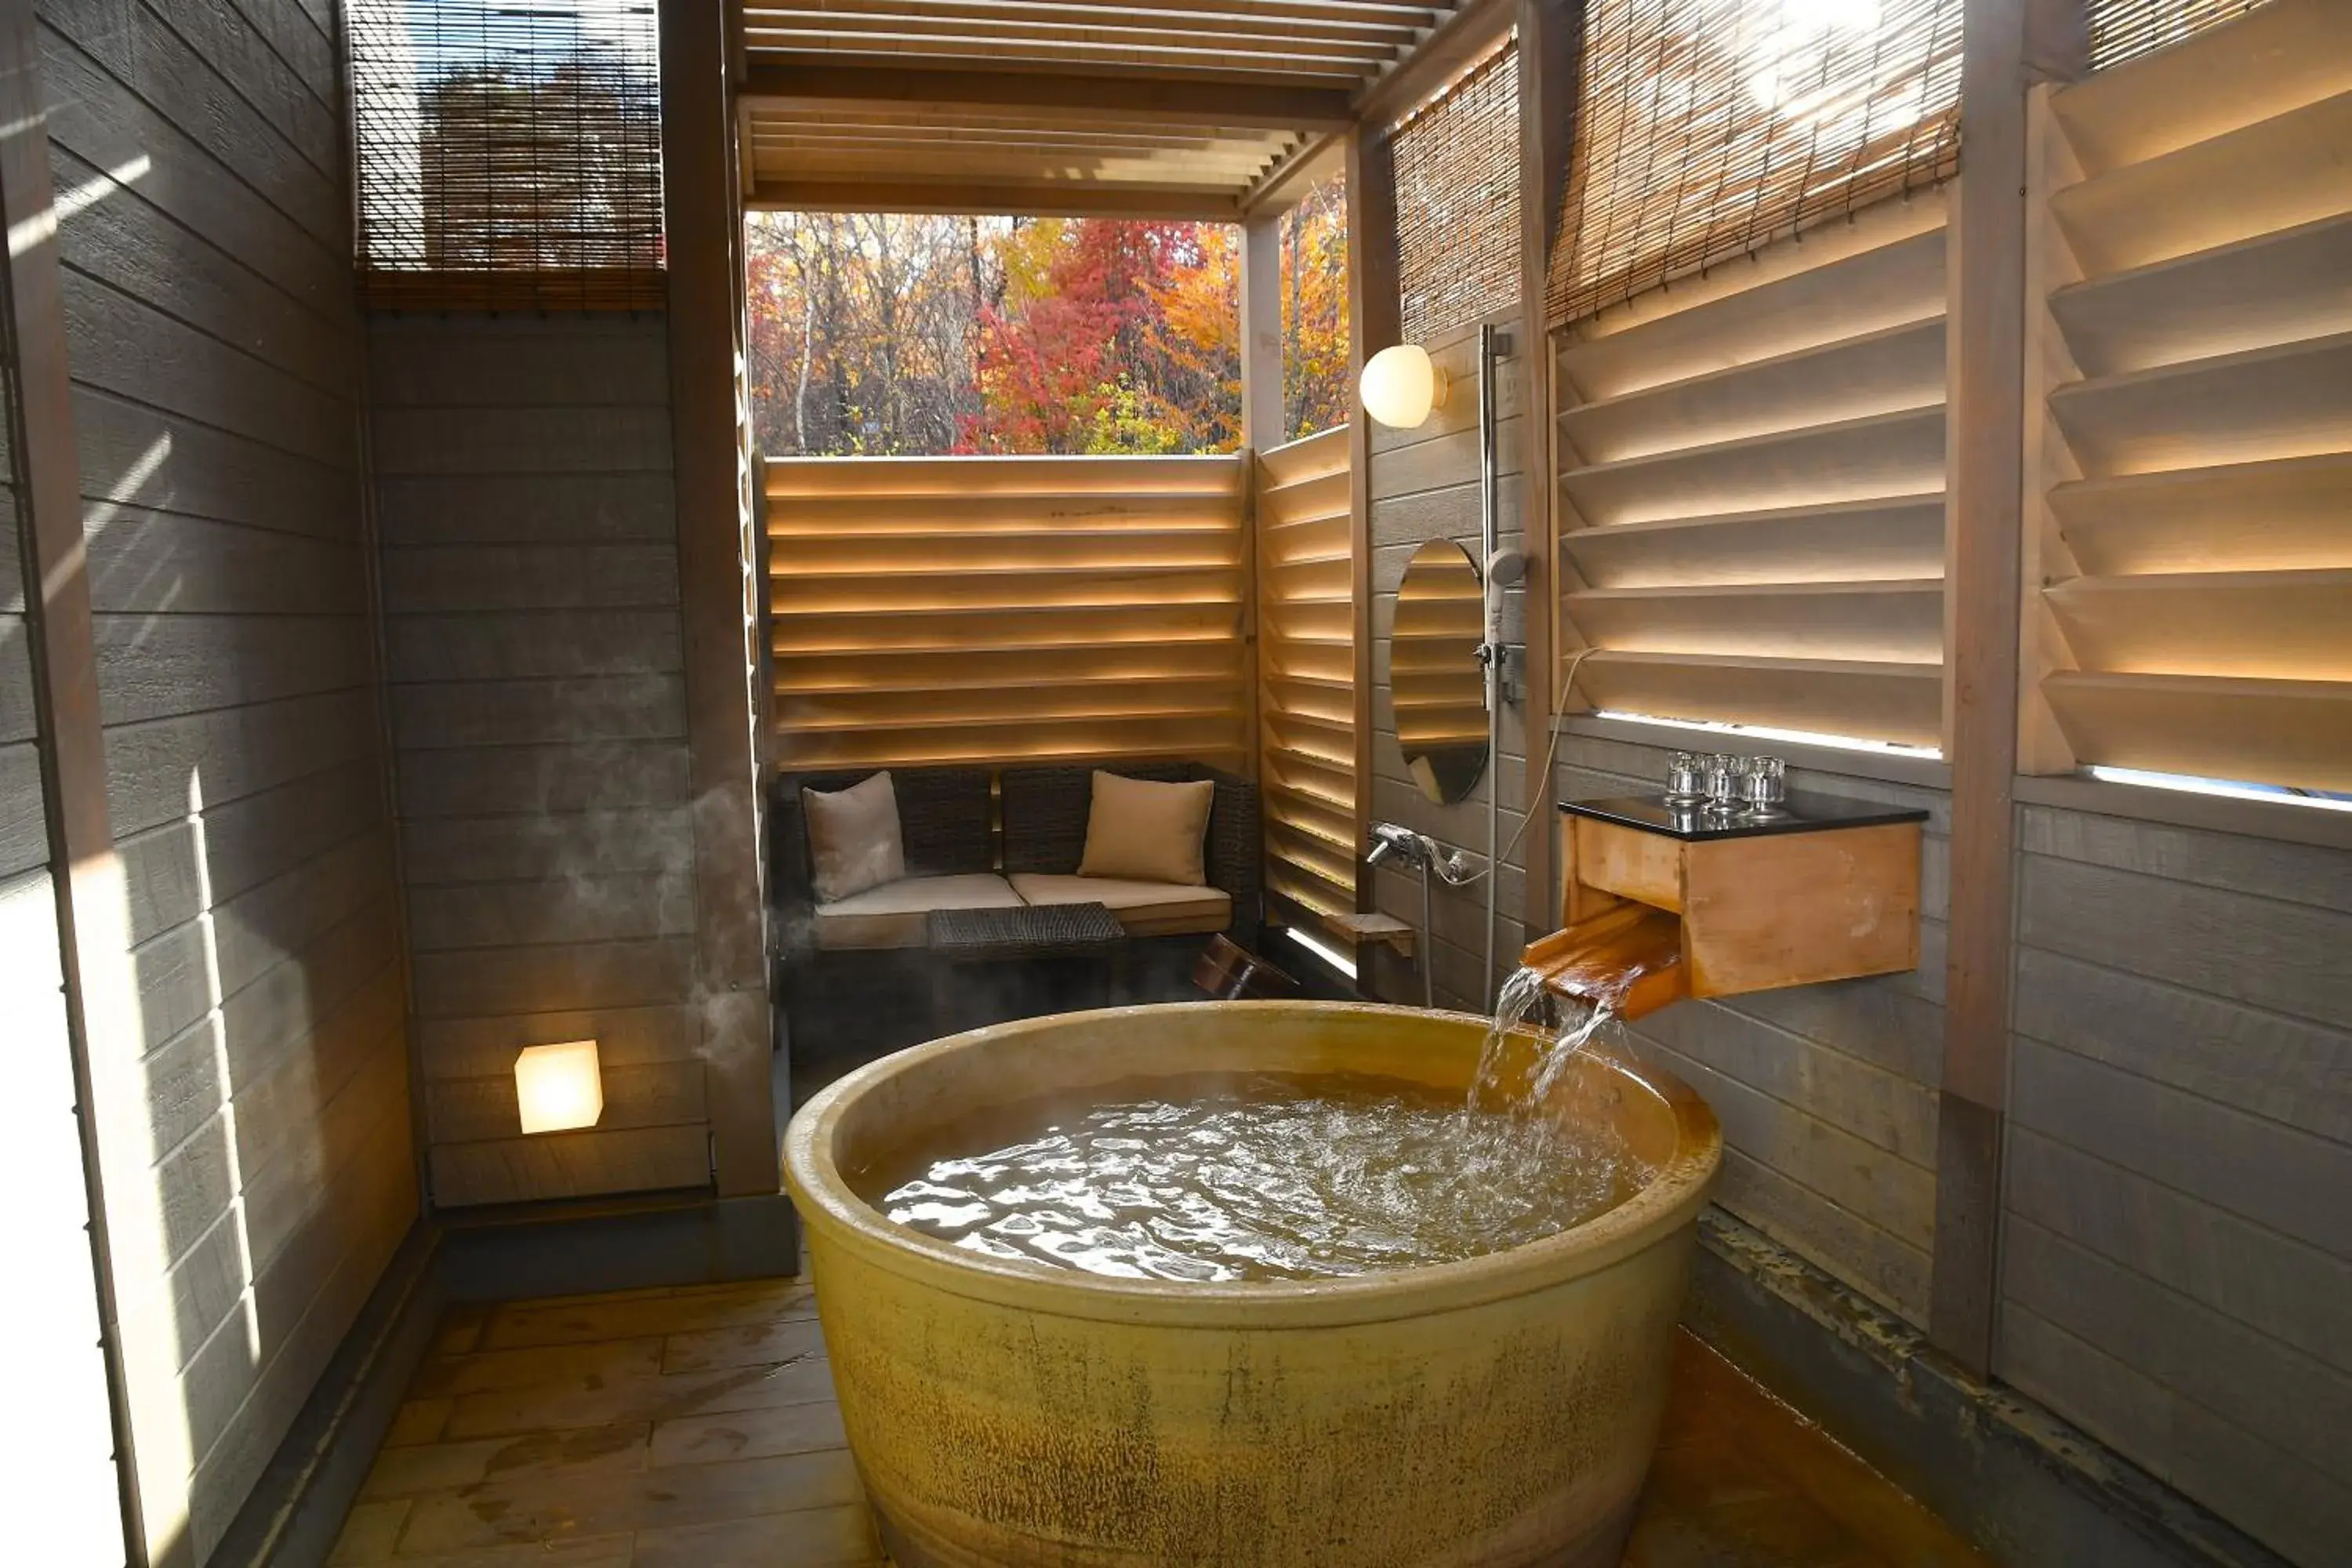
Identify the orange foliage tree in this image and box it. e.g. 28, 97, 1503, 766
746, 212, 1245, 456
961, 220, 1239, 455
743, 198, 1349, 456
1280, 174, 1352, 441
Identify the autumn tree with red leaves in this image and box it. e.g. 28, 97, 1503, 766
744, 189, 1346, 457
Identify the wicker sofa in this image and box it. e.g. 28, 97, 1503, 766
768, 760, 1259, 1062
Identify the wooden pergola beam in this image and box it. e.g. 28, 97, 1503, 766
747, 176, 1243, 220
1514, 0, 1576, 937
664, 0, 778, 1200
1240, 212, 1285, 449
1239, 129, 1344, 216
1352, 0, 1513, 127
1346, 122, 1401, 958
742, 61, 1356, 131
1930, 0, 2089, 1377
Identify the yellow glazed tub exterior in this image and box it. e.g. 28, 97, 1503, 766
783, 1001, 1721, 1568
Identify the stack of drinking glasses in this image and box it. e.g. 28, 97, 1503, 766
1663, 752, 1788, 822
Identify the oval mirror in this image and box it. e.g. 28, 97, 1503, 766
1389, 539, 1488, 804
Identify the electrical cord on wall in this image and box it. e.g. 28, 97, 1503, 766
1499, 644, 1591, 870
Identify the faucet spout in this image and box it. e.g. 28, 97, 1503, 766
1365, 821, 1428, 869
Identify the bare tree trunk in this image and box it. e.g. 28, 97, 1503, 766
823, 213, 849, 449
789, 230, 815, 452
861, 215, 908, 450
967, 216, 983, 319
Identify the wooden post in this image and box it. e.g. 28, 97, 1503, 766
0, 1, 150, 1555
1240, 212, 1284, 452
1345, 123, 1401, 905
1933, 0, 2087, 1377
1515, 0, 1580, 938
661, 0, 779, 1197
1240, 212, 1283, 799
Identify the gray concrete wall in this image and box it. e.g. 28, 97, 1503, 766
1359, 318, 1533, 1014
1997, 802, 2352, 1565
368, 314, 713, 1210
40, 0, 416, 1555
0, 174, 122, 1560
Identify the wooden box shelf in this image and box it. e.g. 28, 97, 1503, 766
1528, 794, 1928, 1018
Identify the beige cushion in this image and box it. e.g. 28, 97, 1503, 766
1010, 873, 1231, 938
1076, 771, 1214, 886
814, 874, 1022, 951
804, 771, 905, 903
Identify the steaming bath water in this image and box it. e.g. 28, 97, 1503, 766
869, 984, 1638, 1282
869, 1070, 1637, 1281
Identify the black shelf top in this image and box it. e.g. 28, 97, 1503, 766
1561, 793, 1930, 842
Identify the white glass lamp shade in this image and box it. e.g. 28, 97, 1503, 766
514, 1039, 604, 1134
1359, 343, 1448, 429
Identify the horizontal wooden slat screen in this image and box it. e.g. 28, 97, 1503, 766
1391, 39, 1521, 344
1555, 192, 1951, 750
1254, 427, 1359, 935
2089, 0, 2276, 69
1544, 0, 1961, 328
764, 456, 1250, 772
2026, 0, 2352, 792
349, 0, 666, 311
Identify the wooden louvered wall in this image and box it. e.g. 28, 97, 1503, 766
764, 456, 1251, 772
2024, 0, 2352, 790
1255, 427, 1359, 937
1555, 191, 1954, 750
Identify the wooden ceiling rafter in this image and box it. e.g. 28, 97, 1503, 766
747, 176, 1250, 220
748, 16, 1406, 68
751, 146, 1290, 176
740, 1, 1468, 218
1352, 0, 1514, 129
753, 117, 1283, 147
754, 157, 1290, 187
742, 61, 1358, 128
742, 0, 1451, 62
750, 0, 1450, 31
1239, 129, 1345, 214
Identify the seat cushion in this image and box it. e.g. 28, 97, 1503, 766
802, 770, 906, 902
1078, 771, 1214, 885
814, 873, 1023, 951
1009, 873, 1232, 937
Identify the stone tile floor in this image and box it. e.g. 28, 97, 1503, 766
332, 1277, 1988, 1567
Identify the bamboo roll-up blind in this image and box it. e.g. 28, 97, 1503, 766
1392, 42, 1522, 344
1546, 0, 1961, 328
2026, 0, 2352, 792
764, 456, 1251, 773
350, 0, 666, 311
1255, 428, 1359, 936
2089, 0, 2275, 70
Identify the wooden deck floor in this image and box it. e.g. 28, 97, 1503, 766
332, 1278, 1987, 1567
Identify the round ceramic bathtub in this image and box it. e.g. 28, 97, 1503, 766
782, 1000, 1721, 1568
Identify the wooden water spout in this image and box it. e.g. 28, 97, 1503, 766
1526, 794, 1930, 1015
1521, 904, 1688, 1021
